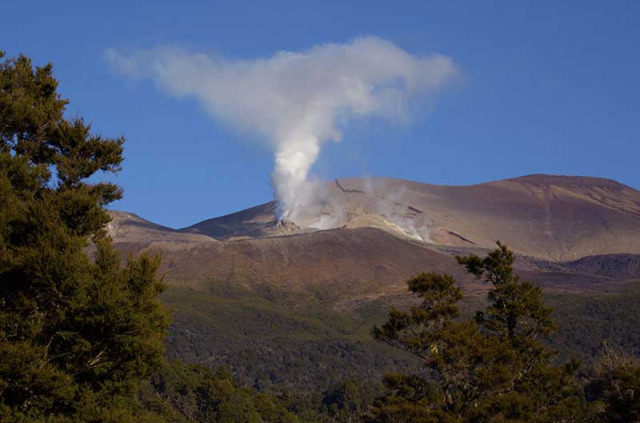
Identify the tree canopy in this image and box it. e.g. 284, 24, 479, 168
368, 243, 589, 423
0, 50, 170, 422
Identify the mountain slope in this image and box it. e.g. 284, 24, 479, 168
117, 227, 470, 298
109, 173, 640, 299
107, 211, 215, 244
181, 174, 640, 261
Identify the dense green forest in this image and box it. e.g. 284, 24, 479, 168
1, 52, 639, 422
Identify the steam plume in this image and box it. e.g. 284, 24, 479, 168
105, 37, 458, 221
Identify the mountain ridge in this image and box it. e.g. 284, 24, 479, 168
164, 174, 640, 261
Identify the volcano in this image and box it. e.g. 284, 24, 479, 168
106, 173, 640, 301
175, 174, 640, 261
106, 174, 640, 392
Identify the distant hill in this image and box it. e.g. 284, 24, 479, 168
107, 211, 214, 244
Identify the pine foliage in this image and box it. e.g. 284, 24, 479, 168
368, 242, 590, 422
0, 51, 170, 422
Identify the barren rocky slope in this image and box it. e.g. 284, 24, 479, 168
107, 211, 214, 244
181, 174, 640, 261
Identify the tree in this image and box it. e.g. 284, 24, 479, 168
368, 243, 589, 422
0, 51, 170, 421
147, 361, 300, 423
587, 346, 640, 423
320, 379, 364, 422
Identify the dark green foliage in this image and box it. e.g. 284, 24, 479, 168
546, 287, 640, 361
146, 360, 300, 423
457, 242, 556, 351
587, 347, 640, 422
163, 286, 419, 397
319, 379, 365, 422
371, 272, 463, 360
368, 242, 590, 422
161, 265, 640, 422
0, 51, 170, 421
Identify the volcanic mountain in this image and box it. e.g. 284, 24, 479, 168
107, 174, 640, 293
106, 174, 640, 391
179, 174, 640, 261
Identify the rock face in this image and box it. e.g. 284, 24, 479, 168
178, 174, 640, 261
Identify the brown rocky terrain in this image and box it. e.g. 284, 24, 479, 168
180, 174, 640, 261
107, 211, 214, 244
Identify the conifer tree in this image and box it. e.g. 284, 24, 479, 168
368, 243, 589, 423
0, 51, 170, 422
587, 346, 640, 423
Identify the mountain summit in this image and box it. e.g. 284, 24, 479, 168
174, 174, 640, 261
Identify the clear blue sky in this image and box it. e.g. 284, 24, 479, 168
2, 0, 639, 228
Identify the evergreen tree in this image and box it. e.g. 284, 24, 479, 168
0, 51, 170, 421
368, 243, 589, 422
147, 361, 300, 423
320, 379, 364, 422
587, 346, 640, 423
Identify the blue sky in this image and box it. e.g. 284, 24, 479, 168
2, 0, 639, 228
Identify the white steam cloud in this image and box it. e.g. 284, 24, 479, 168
105, 37, 458, 222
